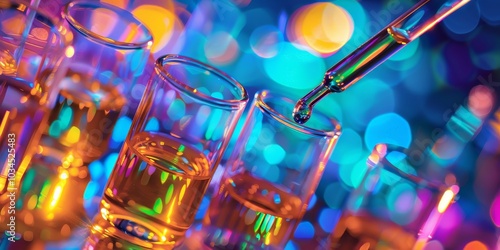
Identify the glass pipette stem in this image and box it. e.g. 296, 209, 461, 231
293, 0, 471, 124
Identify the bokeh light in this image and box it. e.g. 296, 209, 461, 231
104, 153, 119, 178
463, 241, 488, 250
330, 128, 363, 165
101, 0, 130, 9
231, 0, 252, 8
339, 159, 363, 187
337, 78, 396, 129
130, 83, 146, 101
491, 193, 500, 227
388, 38, 421, 62
306, 194, 317, 211
469, 30, 500, 70
443, 1, 481, 35
111, 116, 132, 143
83, 181, 99, 211
263, 144, 286, 165
285, 241, 299, 250
467, 85, 495, 118
145, 117, 160, 131
364, 113, 412, 150
293, 221, 314, 239
263, 42, 325, 90
346, 159, 370, 188
478, 0, 500, 25
205, 31, 240, 65
323, 182, 349, 209
132, 4, 184, 55
287, 2, 353, 56
422, 240, 444, 250
318, 208, 341, 233
90, 8, 118, 37
331, 0, 366, 48
88, 161, 104, 181
430, 45, 450, 87
250, 25, 283, 58
437, 203, 464, 232
387, 182, 419, 225
231, 51, 266, 85
195, 197, 210, 220
316, 96, 344, 124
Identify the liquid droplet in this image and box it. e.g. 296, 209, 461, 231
292, 100, 311, 124
293, 83, 331, 124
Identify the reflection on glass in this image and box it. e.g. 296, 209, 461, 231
329, 144, 459, 250
203, 90, 341, 249
0, 151, 90, 244
39, 1, 153, 163
0, 0, 71, 207
98, 54, 248, 248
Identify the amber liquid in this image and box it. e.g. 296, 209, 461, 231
40, 65, 126, 162
101, 131, 211, 246
329, 213, 417, 250
0, 152, 90, 242
203, 173, 304, 249
0, 75, 47, 194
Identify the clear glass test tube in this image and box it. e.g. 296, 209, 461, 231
0, 0, 72, 207
38, 1, 153, 163
329, 144, 459, 250
203, 90, 341, 249
96, 54, 248, 248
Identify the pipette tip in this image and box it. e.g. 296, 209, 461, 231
292, 99, 311, 124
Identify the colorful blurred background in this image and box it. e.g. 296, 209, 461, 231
5, 0, 500, 249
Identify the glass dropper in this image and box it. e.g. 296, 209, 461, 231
293, 0, 471, 124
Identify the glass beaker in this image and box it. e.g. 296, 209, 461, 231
0, 0, 72, 204
203, 90, 341, 249
96, 54, 248, 248
329, 144, 459, 250
38, 1, 153, 163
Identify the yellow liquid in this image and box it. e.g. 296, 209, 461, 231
0, 153, 89, 242
101, 131, 211, 246
330, 213, 417, 250
40, 65, 126, 162
203, 173, 304, 249
0, 75, 46, 194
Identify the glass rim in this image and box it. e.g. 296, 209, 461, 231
155, 54, 249, 110
63, 1, 153, 49
1, 0, 72, 48
368, 143, 450, 191
255, 90, 342, 138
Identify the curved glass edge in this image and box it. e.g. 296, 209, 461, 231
368, 143, 455, 192
2, 0, 72, 49
63, 1, 153, 50
155, 54, 249, 110
255, 90, 342, 138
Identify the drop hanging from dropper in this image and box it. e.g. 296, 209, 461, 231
292, 0, 471, 124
